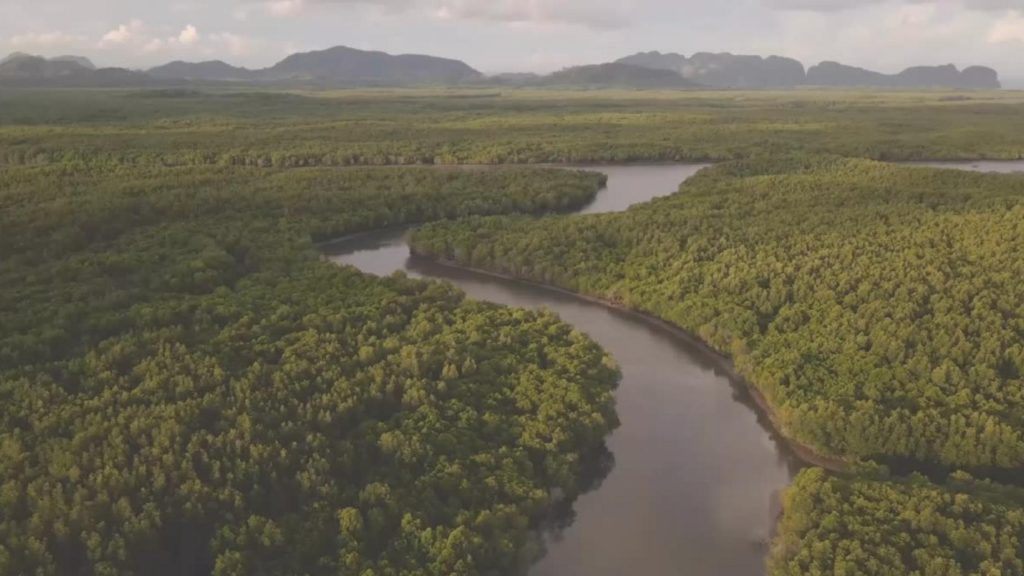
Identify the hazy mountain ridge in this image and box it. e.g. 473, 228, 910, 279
0, 46, 1003, 89
618, 51, 1001, 89
50, 55, 96, 70
146, 46, 481, 86
1, 46, 482, 87
807, 61, 1000, 88
259, 46, 482, 85
148, 60, 255, 81
0, 52, 155, 87
0, 53, 98, 76
619, 51, 805, 88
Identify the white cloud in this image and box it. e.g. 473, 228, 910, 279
429, 0, 630, 29
963, 0, 1024, 10
233, 5, 254, 21
266, 0, 305, 16
9, 31, 86, 48
767, 0, 1024, 12
143, 38, 165, 53
893, 3, 937, 27
767, 0, 886, 11
989, 10, 1024, 42
99, 20, 206, 55
210, 32, 255, 56
100, 20, 144, 45
178, 24, 200, 45
92, 18, 260, 61
258, 0, 629, 29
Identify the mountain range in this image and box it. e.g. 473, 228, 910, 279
0, 46, 1003, 90
805, 61, 1000, 89
0, 53, 153, 87
147, 46, 481, 85
617, 51, 1001, 89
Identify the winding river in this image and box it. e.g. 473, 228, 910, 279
324, 164, 801, 576
322, 160, 1024, 576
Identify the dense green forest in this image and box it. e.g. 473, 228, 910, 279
5, 88, 1024, 575
1, 89, 1023, 168
770, 469, 1024, 575
409, 157, 1024, 572
0, 165, 619, 575
411, 157, 1024, 469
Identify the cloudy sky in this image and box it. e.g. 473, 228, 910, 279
2, 0, 1023, 78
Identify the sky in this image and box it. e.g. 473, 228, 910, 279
2, 0, 1024, 78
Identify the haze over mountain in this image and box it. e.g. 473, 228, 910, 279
805, 61, 1000, 89
0, 46, 1004, 90
259, 46, 481, 85
144, 47, 1006, 91
148, 60, 254, 81
50, 55, 96, 70
614, 50, 999, 88
0, 53, 96, 77
619, 52, 806, 89
617, 51, 1001, 89
0, 52, 154, 87
147, 46, 481, 86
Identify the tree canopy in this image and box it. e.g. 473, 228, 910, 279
2, 89, 1024, 169
0, 164, 618, 575
412, 157, 1024, 470
771, 468, 1024, 576
410, 157, 1024, 572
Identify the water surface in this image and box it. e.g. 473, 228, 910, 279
575, 164, 708, 214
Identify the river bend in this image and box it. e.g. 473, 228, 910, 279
322, 160, 1024, 576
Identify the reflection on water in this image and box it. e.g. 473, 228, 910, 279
575, 164, 709, 214
321, 228, 411, 277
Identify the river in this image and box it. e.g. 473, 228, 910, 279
323, 164, 802, 576
321, 160, 1024, 576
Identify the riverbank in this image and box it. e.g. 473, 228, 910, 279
408, 251, 851, 473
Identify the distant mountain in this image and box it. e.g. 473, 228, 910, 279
148, 60, 255, 81
1, 47, 1003, 90
144, 46, 482, 86
807, 61, 1001, 88
804, 61, 888, 86
0, 53, 153, 87
617, 51, 805, 88
620, 51, 1001, 89
959, 66, 1001, 89
617, 51, 688, 74
52, 55, 96, 70
1, 53, 97, 71
538, 63, 700, 89
259, 46, 482, 85
2, 46, 483, 88
0, 53, 91, 79
0, 52, 34, 65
